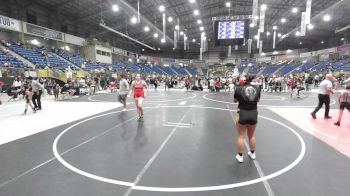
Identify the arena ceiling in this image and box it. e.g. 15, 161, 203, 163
7, 0, 350, 55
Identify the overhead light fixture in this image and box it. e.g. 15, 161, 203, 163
159, 5, 165, 12
295, 31, 300, 36
321, 40, 325, 44
142, 49, 145, 52
261, 4, 267, 11
197, 19, 202, 24
130, 16, 137, 24
261, 52, 266, 56
286, 49, 292, 53
189, 0, 196, 3
203, 36, 207, 40
180, 31, 184, 35
112, 4, 119, 12
323, 14, 331, 21
161, 38, 165, 43
153, 33, 159, 38
341, 37, 345, 41
266, 32, 271, 36
273, 51, 278, 55
254, 35, 258, 40
201, 32, 206, 36
307, 24, 314, 30
255, 15, 259, 20
299, 41, 302, 45
250, 23, 255, 28
273, 26, 277, 30
192, 39, 196, 42
184, 36, 188, 40
292, 7, 298, 13
175, 25, 179, 30
168, 16, 173, 22
158, 48, 161, 51
281, 18, 286, 23
194, 9, 199, 15
278, 33, 282, 37
225, 2, 231, 8
65, 45, 70, 51
200, 26, 204, 31
144, 26, 150, 32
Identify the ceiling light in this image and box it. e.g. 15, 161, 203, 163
201, 32, 206, 36
159, 5, 165, 12
321, 41, 325, 44
255, 15, 259, 20
299, 41, 302, 45
225, 2, 231, 8
273, 26, 277, 30
266, 32, 271, 36
142, 49, 145, 52
175, 25, 179, 30
168, 16, 173, 22
158, 48, 161, 51
323, 14, 331, 21
197, 19, 202, 24
295, 31, 300, 36
161, 38, 165, 43
292, 7, 298, 13
203, 36, 207, 40
261, 52, 266, 56
250, 23, 255, 28
273, 51, 278, 55
286, 49, 292, 53
341, 38, 345, 41
307, 24, 314, 30
194, 9, 199, 15
184, 36, 188, 40
180, 31, 184, 35
192, 39, 196, 42
278, 33, 282, 37
261, 4, 267, 11
144, 26, 150, 32
153, 33, 159, 38
112, 4, 119, 12
281, 18, 286, 23
130, 16, 137, 24
200, 26, 204, 31
254, 35, 258, 40
189, 0, 196, 3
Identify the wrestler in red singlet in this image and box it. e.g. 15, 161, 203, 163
134, 81, 145, 99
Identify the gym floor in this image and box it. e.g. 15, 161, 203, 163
0, 90, 349, 196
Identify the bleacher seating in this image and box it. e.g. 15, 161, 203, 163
278, 64, 298, 75
9, 45, 45, 68
0, 50, 26, 68
186, 67, 198, 76
260, 65, 279, 75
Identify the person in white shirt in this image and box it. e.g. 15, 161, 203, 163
311, 74, 334, 119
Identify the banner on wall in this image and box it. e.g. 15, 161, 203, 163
112, 47, 127, 56
257, 57, 271, 62
336, 43, 350, 52
25, 23, 63, 41
162, 58, 175, 63
300, 52, 312, 58
316, 47, 336, 55
0, 15, 21, 32
149, 56, 161, 63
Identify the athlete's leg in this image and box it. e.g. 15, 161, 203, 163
236, 123, 247, 154
134, 98, 140, 116
337, 109, 344, 124
247, 125, 257, 151
138, 98, 144, 116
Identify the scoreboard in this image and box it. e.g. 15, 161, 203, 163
218, 21, 245, 39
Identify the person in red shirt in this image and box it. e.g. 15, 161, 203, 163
214, 78, 221, 93
184, 76, 190, 91
129, 74, 148, 121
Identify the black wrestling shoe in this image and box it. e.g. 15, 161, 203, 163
311, 113, 316, 119
24, 109, 27, 115
334, 121, 340, 126
325, 116, 332, 119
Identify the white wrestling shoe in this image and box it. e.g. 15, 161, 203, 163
236, 154, 243, 163
248, 151, 256, 160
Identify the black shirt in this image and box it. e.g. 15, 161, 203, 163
234, 84, 261, 110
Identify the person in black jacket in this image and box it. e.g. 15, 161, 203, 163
234, 75, 261, 163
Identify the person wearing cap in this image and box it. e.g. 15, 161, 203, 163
311, 74, 334, 119
234, 75, 261, 163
